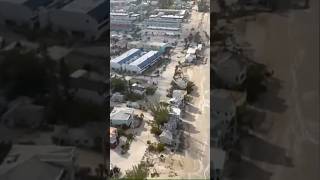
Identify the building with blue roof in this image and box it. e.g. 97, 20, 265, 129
126, 51, 162, 74
111, 49, 144, 71
111, 48, 163, 74
43, 0, 109, 40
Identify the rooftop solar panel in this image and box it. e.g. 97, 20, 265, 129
129, 51, 161, 69
111, 49, 142, 64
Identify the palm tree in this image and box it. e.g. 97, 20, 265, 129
186, 81, 195, 94
124, 162, 149, 179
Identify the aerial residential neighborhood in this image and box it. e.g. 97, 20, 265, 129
109, 0, 210, 179
211, 0, 319, 180
0, 0, 108, 179
0, 0, 318, 180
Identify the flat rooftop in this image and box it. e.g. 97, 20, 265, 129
0, 0, 55, 9
0, 0, 28, 4
111, 12, 129, 16
110, 107, 134, 121
62, 0, 105, 13
129, 51, 159, 67
146, 26, 180, 31
111, 48, 142, 64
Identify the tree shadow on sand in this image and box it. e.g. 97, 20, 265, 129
224, 158, 273, 180
181, 121, 200, 134
239, 107, 274, 134
182, 111, 196, 122
236, 133, 294, 167
185, 103, 202, 114
253, 77, 288, 113
190, 86, 200, 97
176, 132, 204, 159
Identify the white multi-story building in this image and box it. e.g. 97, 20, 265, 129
0, 0, 108, 40
110, 12, 139, 31
43, 0, 108, 40
144, 14, 183, 28
0, 0, 55, 28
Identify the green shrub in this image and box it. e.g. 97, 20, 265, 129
117, 128, 126, 137
148, 143, 156, 152
150, 125, 162, 136
111, 77, 128, 93
146, 86, 157, 95
124, 162, 149, 179
156, 143, 165, 152
150, 105, 169, 125
148, 143, 165, 153
121, 142, 130, 151
126, 93, 143, 101
127, 133, 134, 142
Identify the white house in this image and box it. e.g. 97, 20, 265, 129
110, 107, 134, 127
169, 90, 187, 108
185, 53, 196, 63
0, 0, 55, 28
110, 12, 139, 31
1, 98, 45, 129
52, 123, 105, 148
110, 127, 118, 149
45, 0, 108, 40
131, 83, 146, 95
173, 78, 188, 89
213, 52, 247, 87
163, 117, 178, 132
212, 89, 236, 123
0, 145, 78, 180
169, 107, 181, 120
159, 130, 173, 145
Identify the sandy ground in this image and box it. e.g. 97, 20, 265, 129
225, 0, 319, 180
181, 8, 210, 180
152, 7, 211, 179
110, 111, 157, 173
